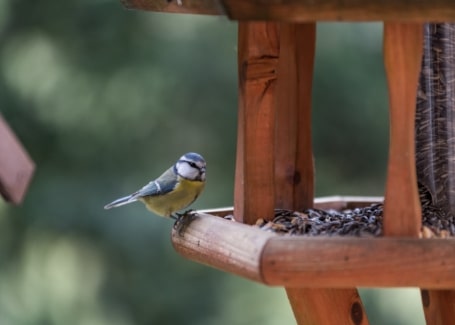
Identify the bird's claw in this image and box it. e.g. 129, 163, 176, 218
173, 209, 198, 235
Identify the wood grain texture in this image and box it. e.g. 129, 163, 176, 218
234, 22, 279, 224
274, 23, 315, 211
287, 288, 367, 325
0, 115, 35, 204
262, 237, 455, 288
171, 212, 275, 282
383, 23, 423, 237
222, 0, 455, 22
122, 0, 455, 22
421, 289, 455, 324
172, 211, 455, 288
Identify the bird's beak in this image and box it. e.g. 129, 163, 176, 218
200, 168, 206, 181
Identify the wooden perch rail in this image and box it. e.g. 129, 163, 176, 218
172, 207, 455, 289
122, 0, 455, 22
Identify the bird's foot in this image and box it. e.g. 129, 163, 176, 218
172, 209, 198, 235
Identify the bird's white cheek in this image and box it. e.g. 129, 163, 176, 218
177, 163, 198, 179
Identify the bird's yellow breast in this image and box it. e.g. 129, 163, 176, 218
139, 178, 205, 217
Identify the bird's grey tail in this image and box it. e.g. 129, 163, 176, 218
104, 195, 137, 210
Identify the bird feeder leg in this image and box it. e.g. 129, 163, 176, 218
272, 23, 369, 325
421, 289, 455, 325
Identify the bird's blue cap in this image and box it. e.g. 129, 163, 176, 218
181, 152, 205, 162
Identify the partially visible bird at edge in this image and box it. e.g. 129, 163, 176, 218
104, 152, 206, 229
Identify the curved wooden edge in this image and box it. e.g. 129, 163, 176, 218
171, 212, 276, 283
172, 207, 455, 289
121, 0, 455, 22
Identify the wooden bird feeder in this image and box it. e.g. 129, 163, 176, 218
121, 1, 455, 324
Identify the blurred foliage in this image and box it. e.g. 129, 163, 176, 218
0, 0, 425, 324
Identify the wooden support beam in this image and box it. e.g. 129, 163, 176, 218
122, 0, 455, 22
274, 23, 315, 211
172, 211, 455, 289
0, 115, 35, 204
383, 22, 423, 237
222, 0, 455, 22
262, 236, 455, 288
234, 22, 278, 224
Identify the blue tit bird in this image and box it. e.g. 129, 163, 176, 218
104, 152, 206, 218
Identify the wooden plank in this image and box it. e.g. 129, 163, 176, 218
234, 22, 279, 224
0, 115, 35, 204
122, 0, 455, 22
172, 213, 455, 288
274, 23, 315, 211
222, 0, 455, 22
171, 212, 276, 282
383, 22, 423, 237
262, 237, 455, 288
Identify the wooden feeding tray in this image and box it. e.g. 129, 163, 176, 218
172, 197, 455, 289
120, 0, 455, 324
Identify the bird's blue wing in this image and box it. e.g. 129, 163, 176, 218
134, 168, 178, 198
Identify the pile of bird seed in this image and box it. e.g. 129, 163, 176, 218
251, 202, 454, 238
253, 204, 383, 237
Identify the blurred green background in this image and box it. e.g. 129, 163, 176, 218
0, 1, 426, 324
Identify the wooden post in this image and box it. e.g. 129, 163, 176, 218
383, 22, 423, 237
274, 23, 315, 211
273, 23, 369, 325
235, 22, 279, 224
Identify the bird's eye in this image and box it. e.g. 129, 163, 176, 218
188, 162, 197, 168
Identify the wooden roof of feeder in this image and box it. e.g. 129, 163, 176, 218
123, 0, 455, 22
0, 115, 34, 205
119, 1, 455, 324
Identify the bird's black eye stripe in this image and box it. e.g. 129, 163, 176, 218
179, 160, 200, 170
